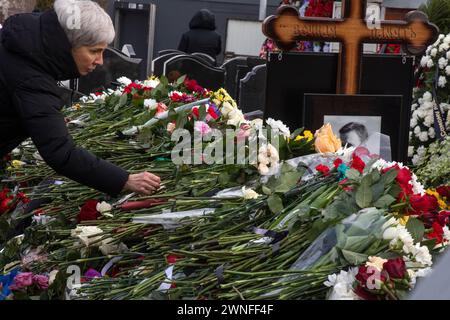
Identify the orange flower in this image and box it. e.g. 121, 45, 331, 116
314, 124, 341, 153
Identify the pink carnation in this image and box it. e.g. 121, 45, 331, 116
194, 121, 212, 137
10, 272, 33, 290
33, 274, 49, 290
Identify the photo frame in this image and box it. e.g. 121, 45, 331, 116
303, 94, 407, 162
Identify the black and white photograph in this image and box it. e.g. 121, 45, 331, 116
323, 115, 382, 155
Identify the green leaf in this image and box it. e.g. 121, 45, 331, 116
176, 74, 187, 86
373, 194, 396, 208
346, 168, 361, 181
356, 179, 373, 208
268, 194, 283, 214
406, 218, 425, 243
262, 185, 272, 195
198, 105, 207, 120
371, 180, 385, 202
341, 249, 368, 265
289, 127, 305, 139
381, 168, 398, 186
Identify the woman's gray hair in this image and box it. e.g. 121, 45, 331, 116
54, 0, 115, 48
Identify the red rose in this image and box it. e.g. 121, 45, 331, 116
123, 82, 142, 94
350, 154, 365, 173
77, 200, 100, 223
0, 196, 14, 214
0, 188, 10, 201
333, 158, 343, 168
166, 254, 183, 265
354, 285, 378, 300
437, 186, 450, 199
383, 258, 407, 279
426, 222, 445, 244
409, 194, 438, 216
316, 164, 330, 175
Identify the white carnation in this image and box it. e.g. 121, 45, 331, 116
117, 76, 132, 86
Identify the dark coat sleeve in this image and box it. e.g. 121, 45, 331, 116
13, 76, 129, 197
178, 33, 189, 52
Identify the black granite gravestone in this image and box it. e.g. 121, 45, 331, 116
152, 53, 184, 77
163, 55, 225, 91
239, 64, 267, 114
221, 57, 247, 99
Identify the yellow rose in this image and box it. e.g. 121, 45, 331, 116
314, 124, 341, 153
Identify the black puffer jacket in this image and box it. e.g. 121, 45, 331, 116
178, 9, 222, 60
0, 10, 129, 197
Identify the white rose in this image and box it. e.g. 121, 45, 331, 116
366, 256, 388, 272
431, 48, 438, 57
258, 163, 270, 175
48, 270, 59, 286
71, 226, 104, 247
96, 201, 112, 216
242, 187, 260, 200
221, 101, 235, 117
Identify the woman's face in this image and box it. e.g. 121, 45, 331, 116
72, 43, 107, 76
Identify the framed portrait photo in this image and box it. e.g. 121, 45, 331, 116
303, 94, 407, 162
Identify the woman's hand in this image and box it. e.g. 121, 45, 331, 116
123, 172, 161, 195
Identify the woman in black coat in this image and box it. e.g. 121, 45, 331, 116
0, 0, 160, 197
178, 9, 222, 61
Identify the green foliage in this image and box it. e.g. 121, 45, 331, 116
419, 0, 450, 34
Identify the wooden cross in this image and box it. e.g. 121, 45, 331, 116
262, 0, 439, 94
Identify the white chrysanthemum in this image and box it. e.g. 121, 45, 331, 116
266, 118, 291, 139
423, 91, 433, 102
117, 76, 132, 86
431, 48, 438, 57
410, 173, 425, 195
438, 76, 448, 88
325, 268, 359, 300
439, 57, 448, 69
408, 146, 414, 157
419, 132, 429, 142
421, 56, 430, 67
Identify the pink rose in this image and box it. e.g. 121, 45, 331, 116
11, 272, 33, 290
33, 274, 49, 290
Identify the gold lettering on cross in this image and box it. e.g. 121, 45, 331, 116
263, 0, 439, 94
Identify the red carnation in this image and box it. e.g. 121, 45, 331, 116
383, 258, 407, 279
192, 107, 200, 119
207, 106, 219, 120
316, 164, 330, 175
426, 222, 445, 244
350, 155, 365, 173
77, 200, 100, 223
